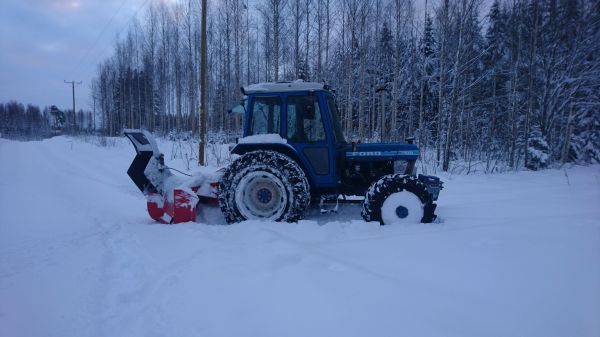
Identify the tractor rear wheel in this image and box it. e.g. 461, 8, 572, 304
219, 150, 310, 224
362, 174, 437, 225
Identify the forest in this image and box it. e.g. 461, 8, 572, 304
4, 0, 598, 172
0, 102, 94, 140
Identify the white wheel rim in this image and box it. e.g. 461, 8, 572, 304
380, 191, 423, 225
235, 171, 288, 220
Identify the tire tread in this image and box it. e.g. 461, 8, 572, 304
361, 174, 437, 224
219, 150, 310, 224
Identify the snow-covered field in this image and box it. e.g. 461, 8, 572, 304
1, 136, 599, 337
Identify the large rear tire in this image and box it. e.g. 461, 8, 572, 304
362, 174, 437, 225
219, 150, 310, 224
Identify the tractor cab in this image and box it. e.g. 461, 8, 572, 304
229, 81, 423, 197
230, 82, 343, 191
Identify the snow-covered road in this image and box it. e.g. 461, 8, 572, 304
1, 136, 599, 337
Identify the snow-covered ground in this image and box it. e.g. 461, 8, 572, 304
0, 136, 599, 337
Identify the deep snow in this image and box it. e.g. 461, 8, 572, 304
0, 136, 599, 337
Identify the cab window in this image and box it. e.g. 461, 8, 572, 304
286, 95, 325, 142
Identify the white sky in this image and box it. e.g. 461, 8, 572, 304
0, 0, 149, 110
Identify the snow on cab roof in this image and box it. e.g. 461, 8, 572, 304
243, 80, 329, 94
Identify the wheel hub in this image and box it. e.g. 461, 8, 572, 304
395, 205, 409, 219
256, 188, 273, 204
235, 171, 287, 220
380, 190, 424, 225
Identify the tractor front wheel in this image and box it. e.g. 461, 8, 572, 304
362, 174, 437, 225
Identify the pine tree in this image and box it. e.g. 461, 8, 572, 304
526, 125, 550, 170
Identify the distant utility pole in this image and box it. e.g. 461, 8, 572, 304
92, 95, 96, 132
64, 80, 82, 132
198, 0, 208, 166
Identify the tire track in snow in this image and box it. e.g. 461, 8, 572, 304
256, 226, 485, 304
90, 219, 207, 336
0, 229, 105, 279
259, 227, 413, 283
36, 140, 133, 193
0, 141, 108, 280
33, 140, 144, 222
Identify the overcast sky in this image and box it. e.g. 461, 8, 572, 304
0, 0, 150, 110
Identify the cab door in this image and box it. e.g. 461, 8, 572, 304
284, 93, 336, 188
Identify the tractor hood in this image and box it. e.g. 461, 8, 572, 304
345, 143, 420, 161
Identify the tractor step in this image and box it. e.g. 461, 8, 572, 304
318, 195, 364, 214
319, 195, 339, 214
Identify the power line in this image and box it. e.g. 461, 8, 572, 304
75, 0, 153, 76
93, 0, 153, 62
70, 0, 153, 113
73, 0, 129, 74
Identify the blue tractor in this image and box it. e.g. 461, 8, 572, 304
218, 81, 443, 225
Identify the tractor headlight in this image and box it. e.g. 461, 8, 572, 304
394, 160, 408, 174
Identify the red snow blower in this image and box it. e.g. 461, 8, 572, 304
124, 129, 219, 224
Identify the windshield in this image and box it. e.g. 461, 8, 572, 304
286, 95, 326, 143
248, 96, 281, 136
325, 95, 346, 143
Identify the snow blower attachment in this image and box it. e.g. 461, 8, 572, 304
125, 81, 443, 225
124, 129, 218, 224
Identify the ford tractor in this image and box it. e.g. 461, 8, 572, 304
124, 81, 443, 225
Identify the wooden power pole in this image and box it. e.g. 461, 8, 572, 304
64, 80, 82, 132
198, 0, 208, 166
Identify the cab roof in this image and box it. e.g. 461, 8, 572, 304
242, 80, 331, 94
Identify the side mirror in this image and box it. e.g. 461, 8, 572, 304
228, 103, 245, 114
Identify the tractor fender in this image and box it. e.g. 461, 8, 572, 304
230, 143, 315, 188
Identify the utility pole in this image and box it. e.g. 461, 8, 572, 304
64, 80, 82, 133
198, 0, 208, 166
92, 95, 96, 132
